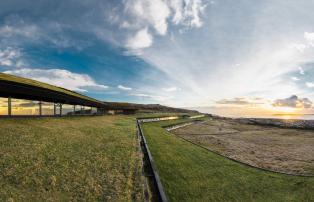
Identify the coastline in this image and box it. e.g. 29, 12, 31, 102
235, 117, 314, 129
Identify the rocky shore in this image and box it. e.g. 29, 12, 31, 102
236, 118, 314, 129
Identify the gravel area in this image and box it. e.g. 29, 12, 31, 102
172, 119, 314, 175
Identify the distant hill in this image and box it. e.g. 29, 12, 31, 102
104, 102, 199, 114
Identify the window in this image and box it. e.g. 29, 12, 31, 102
12, 99, 39, 115
0, 97, 7, 115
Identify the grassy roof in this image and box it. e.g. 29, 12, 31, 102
0, 73, 103, 104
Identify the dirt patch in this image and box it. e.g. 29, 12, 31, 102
172, 119, 314, 175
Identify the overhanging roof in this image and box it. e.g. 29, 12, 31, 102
0, 73, 107, 108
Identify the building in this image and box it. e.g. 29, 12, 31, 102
0, 73, 108, 117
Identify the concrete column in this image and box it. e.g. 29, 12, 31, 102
73, 105, 76, 115
8, 97, 12, 116
59, 104, 62, 116
39, 101, 42, 116
53, 104, 56, 116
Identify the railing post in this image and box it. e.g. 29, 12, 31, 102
8, 97, 12, 116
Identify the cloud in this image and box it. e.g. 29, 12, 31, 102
125, 0, 170, 35
0, 23, 39, 39
126, 28, 153, 49
290, 43, 307, 52
216, 97, 265, 106
123, 0, 208, 49
306, 82, 314, 88
162, 86, 178, 92
0, 47, 24, 67
291, 76, 300, 81
118, 85, 132, 91
299, 66, 305, 75
304, 32, 314, 45
170, 0, 207, 28
4, 68, 108, 93
272, 95, 312, 108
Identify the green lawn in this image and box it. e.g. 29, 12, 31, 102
142, 119, 314, 202
0, 116, 144, 201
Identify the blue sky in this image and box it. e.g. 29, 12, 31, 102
1, 0, 314, 115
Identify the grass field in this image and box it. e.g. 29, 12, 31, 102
0, 116, 144, 201
142, 119, 314, 202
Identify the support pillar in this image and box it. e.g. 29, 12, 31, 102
59, 104, 63, 117
54, 104, 56, 116
73, 105, 76, 115
8, 97, 11, 116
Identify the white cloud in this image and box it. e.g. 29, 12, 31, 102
4, 68, 108, 92
126, 28, 153, 49
169, 0, 207, 28
126, 0, 170, 35
291, 76, 300, 81
123, 0, 208, 49
118, 85, 132, 91
0, 24, 39, 39
304, 32, 314, 45
290, 43, 307, 52
306, 82, 314, 88
0, 47, 24, 67
162, 86, 178, 92
299, 66, 305, 75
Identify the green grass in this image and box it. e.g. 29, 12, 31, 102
0, 116, 144, 201
0, 73, 102, 104
142, 119, 314, 202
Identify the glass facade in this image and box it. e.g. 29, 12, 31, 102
91, 107, 97, 114
0, 97, 8, 115
62, 104, 75, 115
12, 99, 39, 115
84, 106, 92, 114
0, 97, 97, 116
41, 102, 54, 116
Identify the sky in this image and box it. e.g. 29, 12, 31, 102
1, 0, 314, 116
